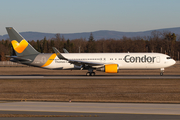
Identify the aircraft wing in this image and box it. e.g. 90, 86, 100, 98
68, 59, 104, 67
52, 47, 104, 67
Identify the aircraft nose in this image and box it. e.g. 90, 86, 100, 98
172, 59, 176, 65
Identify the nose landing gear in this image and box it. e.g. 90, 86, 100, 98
160, 68, 164, 76
160, 72, 163, 76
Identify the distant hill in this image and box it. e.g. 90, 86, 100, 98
0, 27, 180, 41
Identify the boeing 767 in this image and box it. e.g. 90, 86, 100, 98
6, 27, 176, 76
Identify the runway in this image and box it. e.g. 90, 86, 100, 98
0, 75, 180, 79
0, 102, 180, 120
0, 101, 180, 115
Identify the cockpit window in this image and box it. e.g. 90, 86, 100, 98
166, 57, 172, 59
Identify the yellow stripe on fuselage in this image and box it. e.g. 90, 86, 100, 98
41, 53, 57, 67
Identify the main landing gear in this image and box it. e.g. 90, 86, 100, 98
86, 72, 95, 76
86, 68, 95, 76
160, 68, 164, 76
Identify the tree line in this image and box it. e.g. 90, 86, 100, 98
0, 31, 180, 61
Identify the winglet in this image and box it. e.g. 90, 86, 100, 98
52, 47, 68, 60
63, 48, 69, 53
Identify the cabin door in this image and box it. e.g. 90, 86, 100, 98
156, 56, 160, 63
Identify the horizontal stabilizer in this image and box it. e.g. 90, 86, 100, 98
7, 56, 32, 62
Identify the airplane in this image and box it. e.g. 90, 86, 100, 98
6, 27, 176, 76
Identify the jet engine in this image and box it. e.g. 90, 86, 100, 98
96, 64, 119, 73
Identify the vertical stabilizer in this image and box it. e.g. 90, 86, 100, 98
6, 27, 39, 57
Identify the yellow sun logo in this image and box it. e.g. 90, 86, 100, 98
11, 39, 28, 53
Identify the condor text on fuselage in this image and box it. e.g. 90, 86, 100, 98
124, 55, 156, 63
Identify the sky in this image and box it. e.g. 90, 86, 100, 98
0, 0, 180, 35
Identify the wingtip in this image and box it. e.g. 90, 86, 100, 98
6, 27, 13, 29
52, 47, 68, 60
52, 47, 60, 53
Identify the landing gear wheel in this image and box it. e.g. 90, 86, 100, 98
86, 72, 95, 76
86, 72, 90, 76
160, 72, 163, 76
91, 72, 95, 76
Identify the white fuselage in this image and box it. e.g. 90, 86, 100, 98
42, 53, 176, 70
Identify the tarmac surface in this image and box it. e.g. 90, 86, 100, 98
0, 75, 180, 79
1, 102, 180, 115
1, 74, 180, 119
0, 102, 180, 120
1, 111, 180, 120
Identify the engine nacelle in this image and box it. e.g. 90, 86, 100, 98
96, 64, 119, 73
